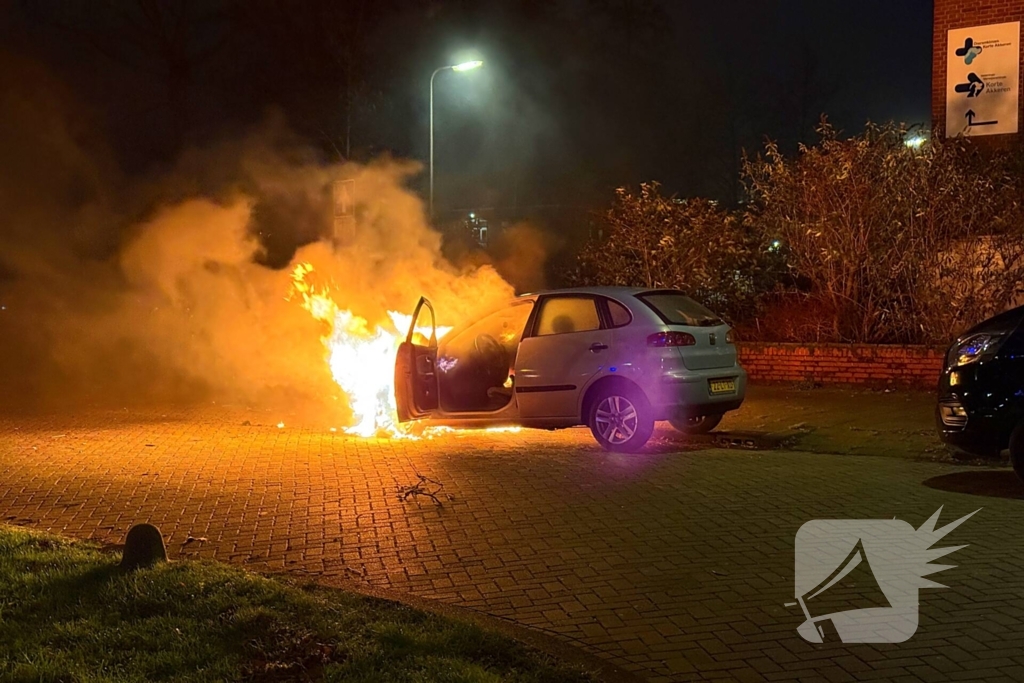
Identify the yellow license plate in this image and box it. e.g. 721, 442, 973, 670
709, 378, 736, 395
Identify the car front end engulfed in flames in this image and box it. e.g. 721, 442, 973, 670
289, 270, 747, 452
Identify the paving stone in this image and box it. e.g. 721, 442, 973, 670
0, 407, 1020, 681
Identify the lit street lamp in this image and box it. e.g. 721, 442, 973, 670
430, 60, 483, 219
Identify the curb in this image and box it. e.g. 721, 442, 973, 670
655, 429, 786, 451
86, 530, 647, 682
304, 573, 647, 683
10, 523, 645, 682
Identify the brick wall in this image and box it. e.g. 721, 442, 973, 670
737, 343, 945, 389
933, 0, 1024, 137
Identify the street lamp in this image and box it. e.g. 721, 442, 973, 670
904, 134, 927, 149
430, 60, 483, 219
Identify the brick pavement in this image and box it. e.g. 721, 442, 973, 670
1, 407, 1023, 681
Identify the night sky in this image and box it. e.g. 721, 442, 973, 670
1, 0, 933, 216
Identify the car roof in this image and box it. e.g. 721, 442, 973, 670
518, 286, 663, 299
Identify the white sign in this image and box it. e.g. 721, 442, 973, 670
946, 22, 1020, 137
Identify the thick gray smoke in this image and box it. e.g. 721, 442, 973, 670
0, 52, 517, 417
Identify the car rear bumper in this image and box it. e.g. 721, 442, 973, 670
652, 366, 747, 419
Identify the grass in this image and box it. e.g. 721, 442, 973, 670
0, 525, 595, 683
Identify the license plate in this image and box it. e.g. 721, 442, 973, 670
708, 378, 736, 395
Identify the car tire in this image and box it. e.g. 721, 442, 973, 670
1009, 423, 1024, 482
669, 414, 724, 435
588, 384, 654, 453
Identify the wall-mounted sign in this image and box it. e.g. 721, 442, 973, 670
946, 22, 1020, 137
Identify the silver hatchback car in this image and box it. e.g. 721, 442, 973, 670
395, 287, 747, 452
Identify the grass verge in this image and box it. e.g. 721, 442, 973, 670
0, 525, 595, 683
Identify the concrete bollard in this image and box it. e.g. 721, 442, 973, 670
120, 523, 167, 571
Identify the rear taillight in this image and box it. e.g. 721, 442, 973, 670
647, 331, 696, 347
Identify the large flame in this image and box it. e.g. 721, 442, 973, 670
290, 262, 451, 437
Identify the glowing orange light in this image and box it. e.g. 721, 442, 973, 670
290, 263, 469, 438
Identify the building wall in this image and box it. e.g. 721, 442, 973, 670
933, 0, 1024, 137
738, 343, 945, 389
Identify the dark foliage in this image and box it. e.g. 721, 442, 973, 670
576, 122, 1024, 345
571, 182, 781, 323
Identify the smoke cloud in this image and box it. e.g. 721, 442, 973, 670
0, 52, 518, 417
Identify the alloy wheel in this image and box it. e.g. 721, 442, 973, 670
594, 395, 639, 445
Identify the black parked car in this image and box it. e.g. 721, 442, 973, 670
937, 304, 1024, 479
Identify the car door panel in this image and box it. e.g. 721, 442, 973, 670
394, 297, 438, 422
516, 332, 614, 417
515, 295, 613, 419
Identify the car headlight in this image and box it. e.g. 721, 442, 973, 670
951, 333, 1005, 367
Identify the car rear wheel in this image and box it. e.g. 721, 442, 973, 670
1010, 423, 1024, 482
669, 414, 723, 435
588, 386, 654, 453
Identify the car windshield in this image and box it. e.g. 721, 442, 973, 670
637, 292, 723, 327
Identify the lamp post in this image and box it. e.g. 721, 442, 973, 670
430, 60, 483, 219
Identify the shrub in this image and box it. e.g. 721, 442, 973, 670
744, 121, 1024, 344
571, 182, 778, 322
576, 122, 1024, 344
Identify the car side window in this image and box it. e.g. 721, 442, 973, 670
607, 299, 632, 327
535, 297, 601, 336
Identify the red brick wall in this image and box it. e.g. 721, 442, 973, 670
737, 343, 945, 389
933, 0, 1024, 137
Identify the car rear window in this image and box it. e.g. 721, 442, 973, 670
637, 292, 723, 327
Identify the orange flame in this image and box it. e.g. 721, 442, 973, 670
290, 263, 450, 437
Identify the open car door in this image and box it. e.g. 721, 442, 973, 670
394, 296, 439, 422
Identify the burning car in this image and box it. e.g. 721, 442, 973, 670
394, 287, 747, 452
